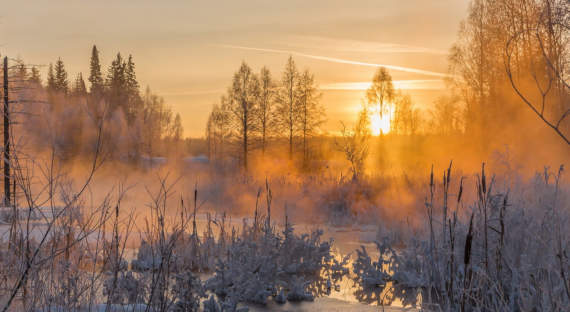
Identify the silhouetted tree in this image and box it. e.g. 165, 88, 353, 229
337, 106, 371, 180
228, 62, 259, 170
392, 93, 420, 135
257, 66, 275, 155
367, 67, 394, 135
275, 56, 300, 160
47, 63, 56, 91
125, 54, 141, 123
171, 113, 183, 142
53, 58, 69, 94
296, 69, 324, 166
72, 73, 87, 97
207, 98, 231, 161
89, 45, 104, 96
106, 53, 127, 113
29, 66, 41, 85
430, 95, 463, 135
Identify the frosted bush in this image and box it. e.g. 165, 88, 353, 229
205, 216, 349, 306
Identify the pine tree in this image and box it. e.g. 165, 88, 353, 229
14, 60, 27, 81
106, 53, 127, 113
125, 55, 139, 98
125, 54, 141, 122
72, 73, 87, 96
47, 63, 56, 92
29, 66, 42, 85
89, 45, 104, 96
53, 58, 69, 94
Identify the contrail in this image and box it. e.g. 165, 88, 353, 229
218, 44, 449, 78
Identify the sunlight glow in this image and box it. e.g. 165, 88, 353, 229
370, 106, 391, 135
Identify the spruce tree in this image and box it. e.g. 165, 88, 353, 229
29, 66, 42, 85
53, 58, 69, 94
88, 45, 104, 96
47, 63, 56, 92
14, 61, 27, 81
125, 55, 141, 122
73, 73, 87, 96
106, 53, 127, 113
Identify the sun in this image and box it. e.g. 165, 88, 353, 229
370, 106, 391, 136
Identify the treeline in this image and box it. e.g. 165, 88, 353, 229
449, 0, 569, 144
206, 57, 325, 170
343, 0, 569, 179
13, 45, 184, 161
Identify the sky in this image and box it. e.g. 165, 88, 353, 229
0, 0, 470, 137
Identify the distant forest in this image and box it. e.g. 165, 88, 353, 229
6, 46, 184, 162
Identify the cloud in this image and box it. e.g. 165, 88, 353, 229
217, 44, 449, 78
158, 89, 224, 96
283, 35, 449, 55
322, 79, 446, 91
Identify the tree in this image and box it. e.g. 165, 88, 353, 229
206, 100, 231, 162
392, 93, 420, 135
171, 113, 183, 142
125, 55, 141, 123
72, 73, 87, 97
430, 95, 464, 135
227, 62, 259, 170
275, 56, 300, 160
296, 69, 324, 166
29, 66, 41, 85
89, 45, 104, 96
106, 53, 127, 113
449, 0, 569, 145
47, 63, 56, 92
53, 58, 69, 94
13, 60, 27, 81
337, 106, 371, 180
367, 67, 394, 135
504, 0, 570, 144
257, 67, 275, 155
141, 86, 174, 158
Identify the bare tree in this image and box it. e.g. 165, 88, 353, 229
206, 99, 231, 162
275, 56, 300, 160
297, 69, 324, 167
429, 94, 464, 135
257, 67, 275, 155
504, 0, 569, 144
228, 62, 260, 170
366, 67, 394, 135
337, 106, 371, 180
392, 93, 421, 135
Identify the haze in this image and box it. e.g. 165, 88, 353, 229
0, 0, 469, 137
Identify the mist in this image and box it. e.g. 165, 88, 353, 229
0, 0, 568, 311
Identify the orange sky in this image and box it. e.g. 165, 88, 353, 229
0, 0, 470, 137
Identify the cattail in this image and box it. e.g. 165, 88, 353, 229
464, 213, 474, 267
481, 163, 486, 194
447, 160, 452, 185
430, 164, 434, 188
457, 177, 464, 203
